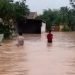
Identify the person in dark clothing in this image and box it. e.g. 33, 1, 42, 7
47, 30, 53, 43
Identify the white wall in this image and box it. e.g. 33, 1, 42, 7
0, 34, 4, 43
41, 22, 46, 33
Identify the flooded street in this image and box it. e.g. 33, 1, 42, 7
0, 32, 75, 75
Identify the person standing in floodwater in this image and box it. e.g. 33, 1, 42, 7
17, 32, 24, 46
47, 30, 53, 43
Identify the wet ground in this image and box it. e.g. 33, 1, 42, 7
0, 32, 75, 75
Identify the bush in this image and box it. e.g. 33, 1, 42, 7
0, 23, 11, 39
4, 25, 11, 39
0, 23, 4, 34
62, 26, 70, 31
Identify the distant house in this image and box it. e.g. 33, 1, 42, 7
27, 12, 37, 19
17, 19, 42, 34
59, 25, 64, 31
51, 25, 60, 31
16, 12, 46, 34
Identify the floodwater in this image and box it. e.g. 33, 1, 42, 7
0, 32, 75, 75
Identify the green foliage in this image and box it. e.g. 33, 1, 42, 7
37, 6, 75, 31
70, 0, 75, 8
62, 25, 70, 31
4, 25, 11, 39
13, 1, 29, 19
0, 22, 11, 39
0, 0, 30, 22
0, 0, 30, 39
0, 23, 4, 34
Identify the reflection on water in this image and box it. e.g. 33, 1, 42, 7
47, 43, 52, 47
0, 32, 75, 75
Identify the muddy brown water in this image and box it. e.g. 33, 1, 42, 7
0, 32, 75, 75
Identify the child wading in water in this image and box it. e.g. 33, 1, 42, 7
17, 32, 24, 46
47, 30, 53, 43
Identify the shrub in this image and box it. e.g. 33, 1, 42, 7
0, 23, 11, 39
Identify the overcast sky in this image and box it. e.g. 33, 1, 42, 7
15, 0, 70, 14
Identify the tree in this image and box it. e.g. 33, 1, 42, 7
59, 7, 69, 25
0, 0, 30, 21
69, 0, 75, 30
0, 0, 30, 38
13, 0, 29, 19
70, 0, 75, 8
37, 7, 72, 31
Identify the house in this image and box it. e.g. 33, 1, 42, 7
51, 25, 60, 31
27, 12, 37, 19
16, 12, 46, 34
16, 18, 42, 34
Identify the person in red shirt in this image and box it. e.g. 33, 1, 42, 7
47, 30, 53, 43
